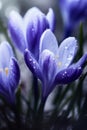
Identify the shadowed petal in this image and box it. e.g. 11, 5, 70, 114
0, 57, 20, 103
54, 53, 87, 85
24, 7, 45, 28
24, 49, 42, 80
39, 29, 58, 56
26, 7, 49, 59
8, 11, 27, 52
46, 8, 55, 31
39, 50, 57, 98
8, 57, 20, 92
58, 37, 77, 69
0, 41, 14, 68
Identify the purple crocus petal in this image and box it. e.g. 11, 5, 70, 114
0, 41, 20, 103
24, 7, 42, 28
25, 7, 49, 60
39, 50, 57, 99
54, 53, 87, 85
46, 8, 55, 31
0, 41, 14, 68
8, 11, 27, 52
0, 71, 8, 93
0, 57, 20, 103
24, 49, 42, 80
8, 57, 20, 92
0, 79, 11, 103
58, 37, 77, 69
39, 29, 58, 56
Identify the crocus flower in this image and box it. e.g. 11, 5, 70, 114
24, 29, 87, 101
8, 7, 55, 60
0, 41, 20, 104
59, 0, 87, 37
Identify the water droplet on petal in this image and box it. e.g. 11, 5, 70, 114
33, 61, 36, 64
64, 71, 67, 74
29, 59, 32, 62
65, 63, 69, 67
32, 28, 35, 32
78, 66, 81, 70
65, 46, 68, 50
67, 55, 72, 60
33, 66, 36, 69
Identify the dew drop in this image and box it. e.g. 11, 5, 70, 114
67, 52, 73, 61
78, 66, 81, 70
32, 28, 35, 32
64, 71, 67, 74
65, 46, 68, 50
67, 55, 72, 60
33, 61, 36, 64
33, 66, 36, 69
29, 59, 32, 62
65, 63, 69, 67
63, 73, 65, 77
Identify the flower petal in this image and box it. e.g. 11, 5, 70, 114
0, 57, 20, 103
58, 37, 77, 69
39, 29, 58, 56
8, 57, 20, 92
0, 71, 8, 93
25, 7, 49, 60
24, 7, 44, 28
8, 11, 27, 52
46, 8, 55, 31
0, 41, 14, 68
24, 49, 42, 80
54, 53, 87, 85
39, 50, 57, 98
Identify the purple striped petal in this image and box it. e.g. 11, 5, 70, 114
8, 11, 27, 52
0, 57, 20, 103
24, 49, 42, 80
25, 7, 49, 59
54, 53, 87, 85
0, 41, 14, 68
39, 29, 58, 56
8, 57, 20, 92
39, 50, 57, 98
58, 37, 77, 69
46, 8, 55, 31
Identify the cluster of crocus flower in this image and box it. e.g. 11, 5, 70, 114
0, 42, 20, 104
24, 29, 87, 101
8, 7, 55, 60
0, 6, 87, 105
59, 0, 87, 37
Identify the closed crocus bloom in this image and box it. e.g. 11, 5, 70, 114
8, 7, 55, 60
0, 42, 20, 104
59, 0, 87, 37
24, 29, 87, 101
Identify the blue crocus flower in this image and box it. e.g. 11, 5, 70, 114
8, 7, 55, 60
24, 29, 87, 101
0, 41, 20, 104
59, 0, 87, 37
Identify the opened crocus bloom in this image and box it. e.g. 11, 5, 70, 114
59, 0, 87, 37
24, 29, 87, 101
8, 7, 55, 60
0, 42, 20, 103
